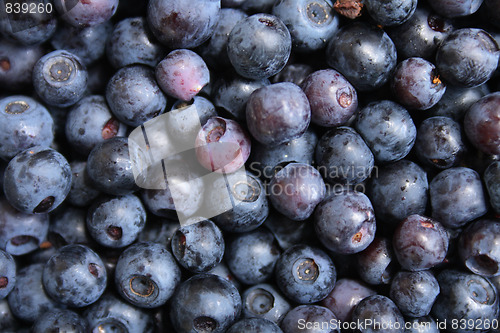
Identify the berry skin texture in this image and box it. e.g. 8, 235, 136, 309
42, 244, 107, 307
115, 242, 181, 308
54, 0, 118, 27
391, 57, 446, 110
169, 274, 242, 333
354, 100, 416, 164
227, 14, 292, 80
246, 82, 311, 146
326, 22, 397, 91
272, 0, 340, 52
429, 167, 488, 228
3, 146, 72, 214
268, 162, 326, 221
363, 0, 417, 26
301, 69, 358, 127
195, 117, 251, 173
351, 295, 405, 333
464, 92, 500, 155
0, 250, 16, 299
389, 270, 440, 318
432, 270, 499, 333
241, 283, 291, 324
280, 305, 339, 333
156, 49, 210, 101
393, 214, 449, 271
429, 0, 484, 17
356, 237, 396, 285
0, 95, 54, 161
32, 309, 87, 333
147, 0, 220, 49
106, 65, 167, 127
32, 50, 88, 107
275, 244, 336, 304
458, 219, 500, 277
171, 220, 225, 273
0, 40, 45, 91
484, 162, 500, 214
314, 191, 376, 254
436, 28, 500, 88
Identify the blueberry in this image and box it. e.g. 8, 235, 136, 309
32, 50, 88, 107
106, 17, 166, 69
390, 270, 440, 318
115, 242, 181, 308
0, 299, 19, 331
431, 270, 499, 333
147, 0, 220, 49
272, 0, 339, 52
301, 69, 358, 127
249, 129, 317, 181
137, 218, 179, 248
65, 95, 127, 156
207, 171, 269, 233
315, 127, 374, 184
227, 318, 283, 333
49, 206, 92, 247
356, 237, 396, 285
51, 21, 113, 66
0, 199, 49, 255
393, 214, 449, 271
272, 62, 314, 86
391, 57, 446, 110
436, 28, 499, 88
246, 82, 311, 146
429, 167, 488, 228
484, 161, 500, 214
351, 295, 405, 333
464, 92, 500, 155
242, 283, 291, 324
213, 75, 270, 122
428, 85, 489, 121
387, 7, 453, 60
0, 250, 15, 299
86, 136, 138, 196
0, 95, 54, 160
269, 162, 325, 221
67, 161, 101, 207
140, 159, 205, 219
195, 116, 251, 173
0, 0, 57, 45
87, 194, 146, 248
106, 65, 167, 127
280, 305, 338, 333
8, 263, 61, 322
84, 293, 154, 332
414, 116, 465, 169
226, 228, 281, 285
326, 23, 397, 91
156, 49, 210, 102
227, 13, 292, 80
0, 40, 44, 91
275, 244, 336, 304
43, 244, 107, 307
171, 220, 225, 273
368, 160, 428, 226
363, 0, 417, 26
54, 0, 118, 27
169, 274, 242, 333
429, 0, 484, 17
32, 309, 88, 333
198, 8, 248, 69
315, 190, 376, 254
264, 210, 317, 250
3, 146, 72, 214
354, 100, 416, 164
321, 278, 376, 322
458, 219, 500, 277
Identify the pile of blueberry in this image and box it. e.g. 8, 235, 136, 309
0, 0, 500, 332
